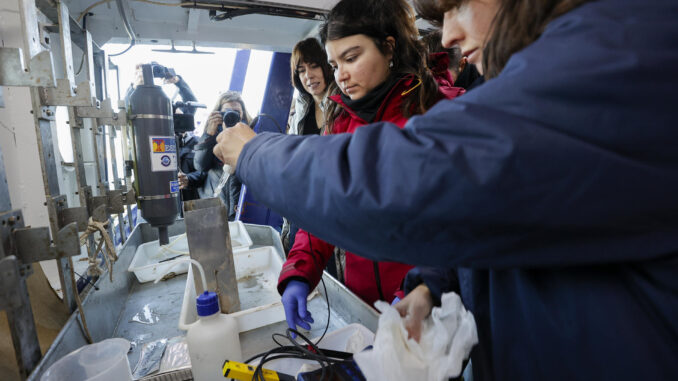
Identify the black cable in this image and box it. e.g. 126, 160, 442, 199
75, 51, 86, 76
307, 231, 331, 346
249, 328, 349, 381
243, 230, 335, 380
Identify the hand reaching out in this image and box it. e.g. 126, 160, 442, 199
212, 122, 257, 168
394, 284, 434, 342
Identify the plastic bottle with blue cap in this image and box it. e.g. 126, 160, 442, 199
155, 258, 241, 381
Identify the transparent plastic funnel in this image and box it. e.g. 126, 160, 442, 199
41, 338, 132, 381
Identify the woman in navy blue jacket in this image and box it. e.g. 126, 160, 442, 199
213, 0, 678, 379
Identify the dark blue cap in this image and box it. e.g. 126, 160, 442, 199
196, 291, 220, 317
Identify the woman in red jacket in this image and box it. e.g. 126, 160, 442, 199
279, 0, 464, 334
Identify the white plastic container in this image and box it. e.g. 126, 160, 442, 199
128, 221, 253, 283
41, 338, 132, 381
227, 221, 253, 251
180, 246, 303, 333
186, 291, 242, 381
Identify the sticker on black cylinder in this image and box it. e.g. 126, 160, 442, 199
170, 180, 179, 193
149, 136, 177, 172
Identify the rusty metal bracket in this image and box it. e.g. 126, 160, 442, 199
39, 78, 99, 107
91, 189, 128, 217
0, 209, 32, 278
13, 222, 80, 264
108, 189, 124, 214
0, 48, 56, 88
0, 210, 24, 260
122, 188, 137, 206
91, 205, 108, 223
59, 206, 89, 231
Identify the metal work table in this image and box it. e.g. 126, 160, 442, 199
29, 221, 379, 380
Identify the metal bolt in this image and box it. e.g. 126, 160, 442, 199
46, 110, 53, 116
8, 216, 16, 225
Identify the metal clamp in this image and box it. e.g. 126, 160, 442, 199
90, 188, 127, 217
39, 78, 99, 107
76, 98, 127, 126
13, 222, 80, 264
0, 48, 56, 88
59, 206, 89, 231
122, 188, 137, 205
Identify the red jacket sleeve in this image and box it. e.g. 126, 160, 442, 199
277, 228, 335, 295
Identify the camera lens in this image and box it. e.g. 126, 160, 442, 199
222, 110, 241, 127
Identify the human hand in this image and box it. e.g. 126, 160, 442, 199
178, 171, 188, 189
394, 284, 433, 342
281, 280, 314, 337
213, 123, 256, 168
163, 75, 180, 85
133, 64, 144, 88
205, 111, 223, 136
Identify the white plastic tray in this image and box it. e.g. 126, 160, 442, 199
128, 221, 253, 283
179, 246, 311, 333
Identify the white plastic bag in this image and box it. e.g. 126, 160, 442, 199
354, 292, 478, 381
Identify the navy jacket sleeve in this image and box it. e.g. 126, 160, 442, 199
236, 0, 678, 270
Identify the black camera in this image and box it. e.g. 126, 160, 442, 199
173, 114, 195, 134
151, 62, 176, 79
221, 109, 241, 128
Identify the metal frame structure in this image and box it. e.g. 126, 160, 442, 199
0, 0, 136, 377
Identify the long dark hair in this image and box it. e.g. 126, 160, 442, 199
290, 38, 334, 97
319, 0, 439, 132
413, 0, 592, 78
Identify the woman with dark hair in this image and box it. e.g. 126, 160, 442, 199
281, 38, 334, 253
288, 38, 333, 136
214, 0, 678, 379
277, 0, 464, 336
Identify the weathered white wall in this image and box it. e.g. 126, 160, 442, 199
0, 2, 50, 229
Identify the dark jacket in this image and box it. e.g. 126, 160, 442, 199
279, 75, 463, 306
174, 75, 198, 115
234, 0, 678, 379
194, 134, 241, 220
178, 134, 206, 201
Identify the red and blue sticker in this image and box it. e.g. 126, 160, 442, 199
149, 136, 177, 172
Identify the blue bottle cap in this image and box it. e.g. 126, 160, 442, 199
196, 291, 220, 317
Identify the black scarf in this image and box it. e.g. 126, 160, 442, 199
340, 74, 401, 123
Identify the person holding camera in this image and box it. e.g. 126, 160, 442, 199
194, 91, 252, 220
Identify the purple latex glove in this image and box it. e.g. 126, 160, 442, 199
281, 280, 314, 336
